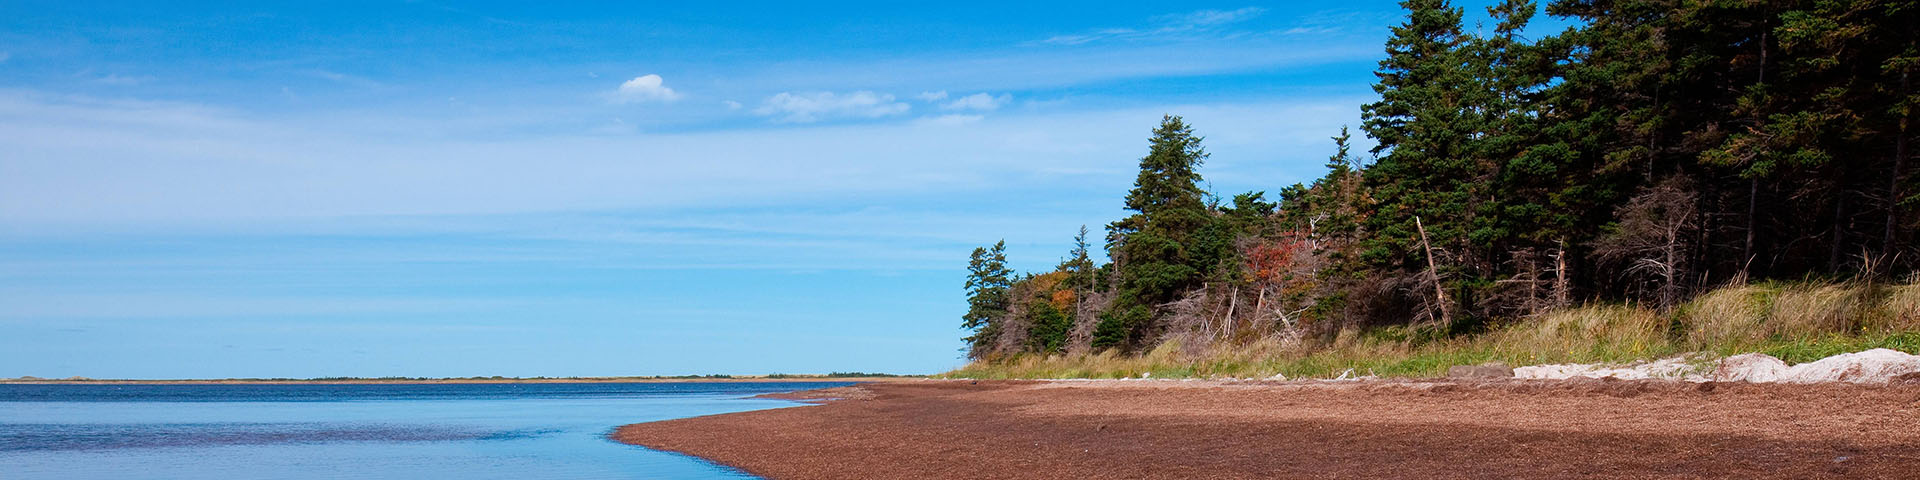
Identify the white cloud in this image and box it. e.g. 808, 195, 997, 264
1157, 7, 1267, 28
613, 74, 682, 103
1040, 28, 1138, 46
916, 114, 983, 126
722, 100, 743, 110
94, 74, 151, 86
915, 91, 949, 102
752, 91, 909, 123
941, 93, 1011, 111
1037, 7, 1268, 46
685, 31, 1373, 97
311, 70, 383, 89
0, 89, 1368, 225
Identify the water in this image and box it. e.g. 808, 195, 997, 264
0, 382, 848, 479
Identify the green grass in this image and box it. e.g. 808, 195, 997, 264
946, 281, 1920, 380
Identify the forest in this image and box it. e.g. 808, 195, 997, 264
960, 0, 1920, 363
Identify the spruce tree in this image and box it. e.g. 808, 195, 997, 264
1360, 0, 1474, 324
1059, 225, 1096, 292
962, 240, 1012, 357
1097, 115, 1212, 350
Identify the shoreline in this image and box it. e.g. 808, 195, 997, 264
615, 379, 1920, 479
0, 377, 921, 385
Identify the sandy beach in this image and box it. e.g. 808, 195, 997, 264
614, 379, 1920, 479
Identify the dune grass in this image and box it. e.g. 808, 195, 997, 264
946, 281, 1920, 379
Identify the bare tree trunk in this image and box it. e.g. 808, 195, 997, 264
1524, 251, 1540, 314
1307, 217, 1319, 250
1552, 240, 1570, 310
1664, 225, 1681, 309
1416, 216, 1452, 326
1200, 285, 1214, 339
1253, 287, 1268, 331
1222, 288, 1238, 341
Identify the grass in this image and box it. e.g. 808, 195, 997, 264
946, 281, 1920, 380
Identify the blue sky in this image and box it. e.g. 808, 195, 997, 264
0, 1, 1572, 378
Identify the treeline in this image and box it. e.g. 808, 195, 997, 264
962, 0, 1919, 359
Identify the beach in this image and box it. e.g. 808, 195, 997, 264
614, 379, 1920, 479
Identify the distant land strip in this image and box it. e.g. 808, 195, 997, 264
0, 373, 922, 385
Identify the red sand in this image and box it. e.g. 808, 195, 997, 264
614, 379, 1920, 479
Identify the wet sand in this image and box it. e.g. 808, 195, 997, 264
613, 379, 1920, 479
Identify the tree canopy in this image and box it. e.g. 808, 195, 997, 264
962, 0, 1918, 359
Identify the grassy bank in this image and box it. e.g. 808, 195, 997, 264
946, 281, 1920, 380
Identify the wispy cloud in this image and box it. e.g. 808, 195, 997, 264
1036, 7, 1268, 46
94, 74, 152, 86
0, 52, 10, 63
940, 93, 1010, 111
1274, 9, 1381, 37
1154, 7, 1267, 29
612, 74, 683, 103
7, 93, 1371, 243
311, 70, 384, 89
719, 38, 1374, 99
751, 90, 909, 123
0, 88, 1366, 226
916, 114, 983, 126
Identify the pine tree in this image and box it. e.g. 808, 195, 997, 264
1360, 0, 1474, 325
962, 240, 1013, 358
1059, 225, 1096, 291
1098, 115, 1212, 350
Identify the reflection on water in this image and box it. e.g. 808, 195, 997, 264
0, 382, 845, 479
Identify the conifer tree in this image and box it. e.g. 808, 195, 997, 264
1097, 115, 1212, 350
1360, 0, 1474, 324
962, 240, 1012, 357
1060, 225, 1096, 292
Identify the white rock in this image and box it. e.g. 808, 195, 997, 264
1713, 353, 1789, 383
1673, 348, 1917, 384
1514, 356, 1705, 381
1778, 348, 1920, 383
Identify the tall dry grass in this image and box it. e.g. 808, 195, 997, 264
948, 281, 1920, 379
1477, 304, 1674, 365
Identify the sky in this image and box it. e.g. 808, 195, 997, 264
0, 1, 1576, 378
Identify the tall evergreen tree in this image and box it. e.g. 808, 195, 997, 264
1097, 115, 1212, 350
1360, 0, 1475, 324
1060, 225, 1097, 292
962, 240, 1013, 357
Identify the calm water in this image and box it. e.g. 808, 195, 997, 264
0, 382, 848, 479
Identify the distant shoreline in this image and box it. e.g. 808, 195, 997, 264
0, 376, 922, 385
